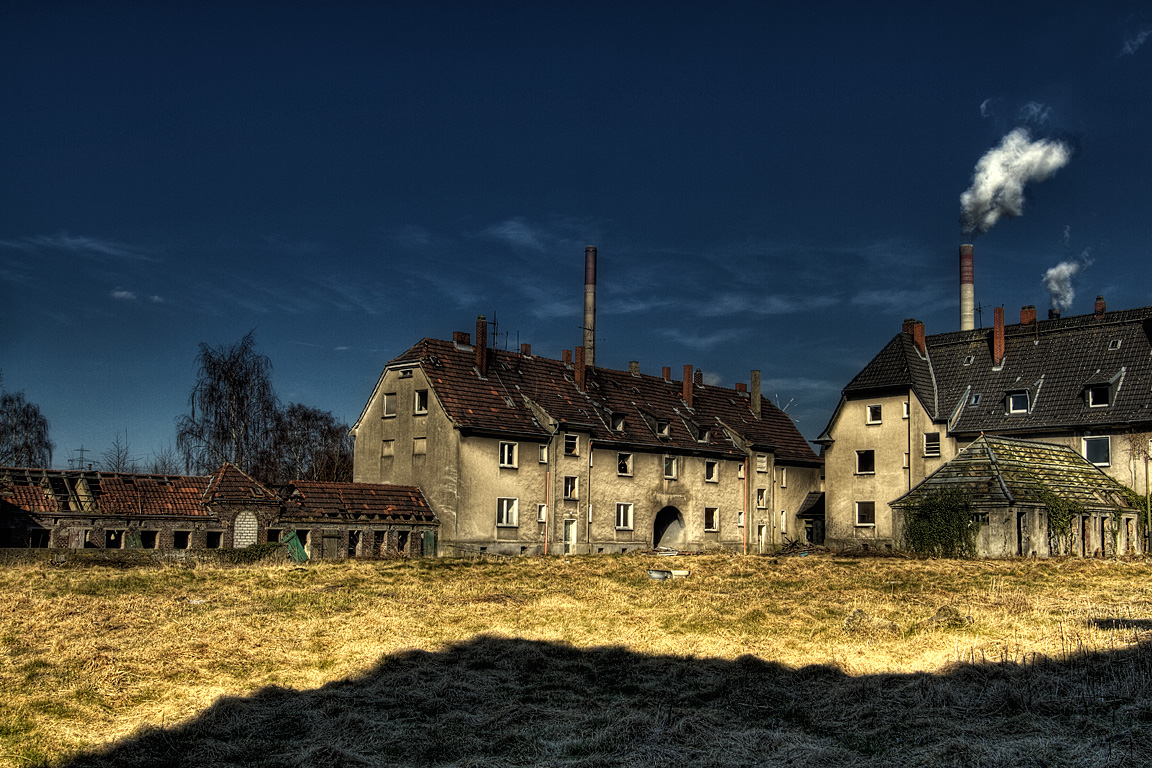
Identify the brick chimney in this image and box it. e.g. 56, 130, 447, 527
521, 343, 531, 357
1095, 295, 1106, 316
750, 370, 761, 418
453, 331, 471, 345
904, 319, 926, 356
574, 346, 586, 391
662, 366, 671, 381
475, 315, 488, 377
992, 306, 1005, 365
628, 361, 640, 375
694, 369, 703, 385
563, 350, 572, 365
1020, 305, 1036, 325
682, 365, 693, 408
735, 382, 747, 393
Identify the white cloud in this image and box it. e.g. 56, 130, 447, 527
0, 233, 155, 262
483, 217, 547, 251
980, 98, 993, 118
1120, 28, 1152, 57
659, 327, 745, 350
149, 295, 164, 303
110, 288, 136, 300
1018, 101, 1052, 125
960, 128, 1072, 235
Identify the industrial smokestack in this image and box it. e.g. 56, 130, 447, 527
960, 244, 975, 331
583, 246, 597, 368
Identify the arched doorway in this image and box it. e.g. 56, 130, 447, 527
653, 506, 685, 549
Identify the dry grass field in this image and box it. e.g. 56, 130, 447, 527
1, 552, 1151, 767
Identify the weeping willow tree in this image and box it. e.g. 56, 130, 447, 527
176, 331, 280, 477
901, 488, 977, 558
0, 389, 54, 467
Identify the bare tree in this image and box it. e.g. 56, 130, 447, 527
101, 431, 139, 472
148, 442, 182, 475
0, 389, 54, 468
260, 403, 353, 483
176, 331, 280, 476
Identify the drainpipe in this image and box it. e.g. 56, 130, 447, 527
743, 457, 749, 555
587, 438, 594, 553
543, 421, 562, 556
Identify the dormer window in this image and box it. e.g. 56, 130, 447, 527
1087, 385, 1111, 408
656, 419, 671, 437
1007, 392, 1029, 414
962, 355, 975, 366
970, 393, 982, 406
1108, 339, 1122, 351
612, 414, 626, 432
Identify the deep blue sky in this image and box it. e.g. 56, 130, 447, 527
3, 2, 1151, 469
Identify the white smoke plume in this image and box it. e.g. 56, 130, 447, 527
1042, 251, 1092, 311
960, 128, 1072, 235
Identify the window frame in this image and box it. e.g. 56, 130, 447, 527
1007, 391, 1029, 414
923, 432, 941, 458
536, 503, 547, 523
663, 455, 678, 480
563, 434, 579, 456
855, 501, 876, 527
866, 404, 882, 424
563, 475, 579, 500
855, 450, 875, 475
1087, 385, 1111, 408
539, 444, 549, 463
382, 392, 397, 418
617, 452, 633, 477
1084, 436, 1111, 467
615, 502, 634, 530
414, 389, 429, 415
496, 497, 519, 527
705, 460, 718, 483
902, 401, 910, 419
756, 488, 767, 509
755, 454, 768, 473
499, 441, 518, 468
704, 506, 719, 532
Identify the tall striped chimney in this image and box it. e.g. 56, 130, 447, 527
959, 244, 975, 331
583, 246, 597, 367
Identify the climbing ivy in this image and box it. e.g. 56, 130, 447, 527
1034, 483, 1082, 554
902, 488, 977, 558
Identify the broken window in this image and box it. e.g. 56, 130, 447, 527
564, 434, 579, 456
537, 503, 547, 523
615, 503, 633, 530
756, 488, 767, 508
206, 531, 222, 548
866, 404, 882, 424
563, 476, 579, 499
612, 414, 626, 432
856, 450, 875, 474
617, 453, 633, 476
414, 389, 429, 414
173, 530, 191, 549
656, 419, 671, 437
924, 432, 941, 457
139, 531, 158, 549
705, 460, 718, 482
755, 454, 768, 473
855, 501, 876, 526
267, 529, 282, 544
382, 392, 397, 417
496, 497, 518, 527
1087, 385, 1111, 407
499, 442, 518, 468
664, 455, 678, 479
704, 507, 718, 531
538, 443, 549, 463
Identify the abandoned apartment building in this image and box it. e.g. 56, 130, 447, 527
818, 243, 1151, 556
0, 462, 438, 559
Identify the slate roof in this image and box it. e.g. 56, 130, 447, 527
840, 305, 1152, 434
284, 481, 436, 524
0, 467, 211, 517
891, 435, 1136, 511
374, 338, 821, 465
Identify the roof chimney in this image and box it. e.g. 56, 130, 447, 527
694, 369, 703, 385
475, 315, 488, 377
583, 246, 597, 368
904, 319, 926, 355
750, 370, 761, 418
735, 382, 747, 393
992, 306, 1005, 365
574, 346, 586, 391
628, 361, 640, 375
1020, 305, 1036, 325
453, 330, 471, 346
959, 244, 975, 331
562, 350, 572, 365
662, 366, 671, 381
520, 343, 531, 356
1095, 295, 1106, 317
682, 365, 693, 408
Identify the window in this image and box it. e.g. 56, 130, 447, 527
970, 393, 982, 406
267, 529, 282, 543
657, 419, 671, 437
903, 452, 910, 468
140, 531, 158, 549
756, 454, 768, 473
855, 501, 876, 527
382, 393, 397, 417
564, 434, 579, 456
738, 507, 745, 527
780, 467, 787, 488
924, 432, 941, 457
615, 503, 633, 530
414, 389, 429, 414
738, 463, 745, 479
704, 507, 718, 531
866, 404, 882, 424
780, 510, 787, 535
537, 504, 547, 523
617, 453, 633, 476
856, 450, 875, 474
902, 401, 910, 419
413, 437, 427, 455
1008, 392, 1029, 414
173, 530, 191, 549
612, 414, 626, 432
499, 441, 518, 468
756, 488, 767, 508
664, 455, 678, 479
962, 355, 975, 366
1087, 385, 1111, 407
1108, 339, 1122, 351
497, 498, 519, 527
1084, 436, 1111, 466
705, 460, 718, 482
381, 439, 395, 457
206, 531, 222, 548
564, 476, 579, 499
539, 444, 549, 463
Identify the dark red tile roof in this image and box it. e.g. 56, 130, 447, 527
0, 467, 212, 517
202, 463, 277, 505
284, 480, 436, 523
385, 338, 820, 465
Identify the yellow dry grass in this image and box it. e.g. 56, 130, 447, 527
2, 553, 1151, 767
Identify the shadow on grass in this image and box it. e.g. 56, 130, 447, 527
59, 636, 1152, 768
1090, 618, 1152, 633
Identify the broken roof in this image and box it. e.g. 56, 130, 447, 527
838, 305, 1152, 434
0, 467, 212, 517
359, 337, 820, 465
284, 480, 437, 524
891, 434, 1136, 512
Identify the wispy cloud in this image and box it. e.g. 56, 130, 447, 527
483, 217, 548, 251
1119, 27, 1152, 57
385, 225, 448, 250
149, 295, 164, 303
110, 288, 136, 300
659, 327, 745, 350
0, 233, 156, 262
1018, 101, 1052, 125
980, 98, 994, 118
